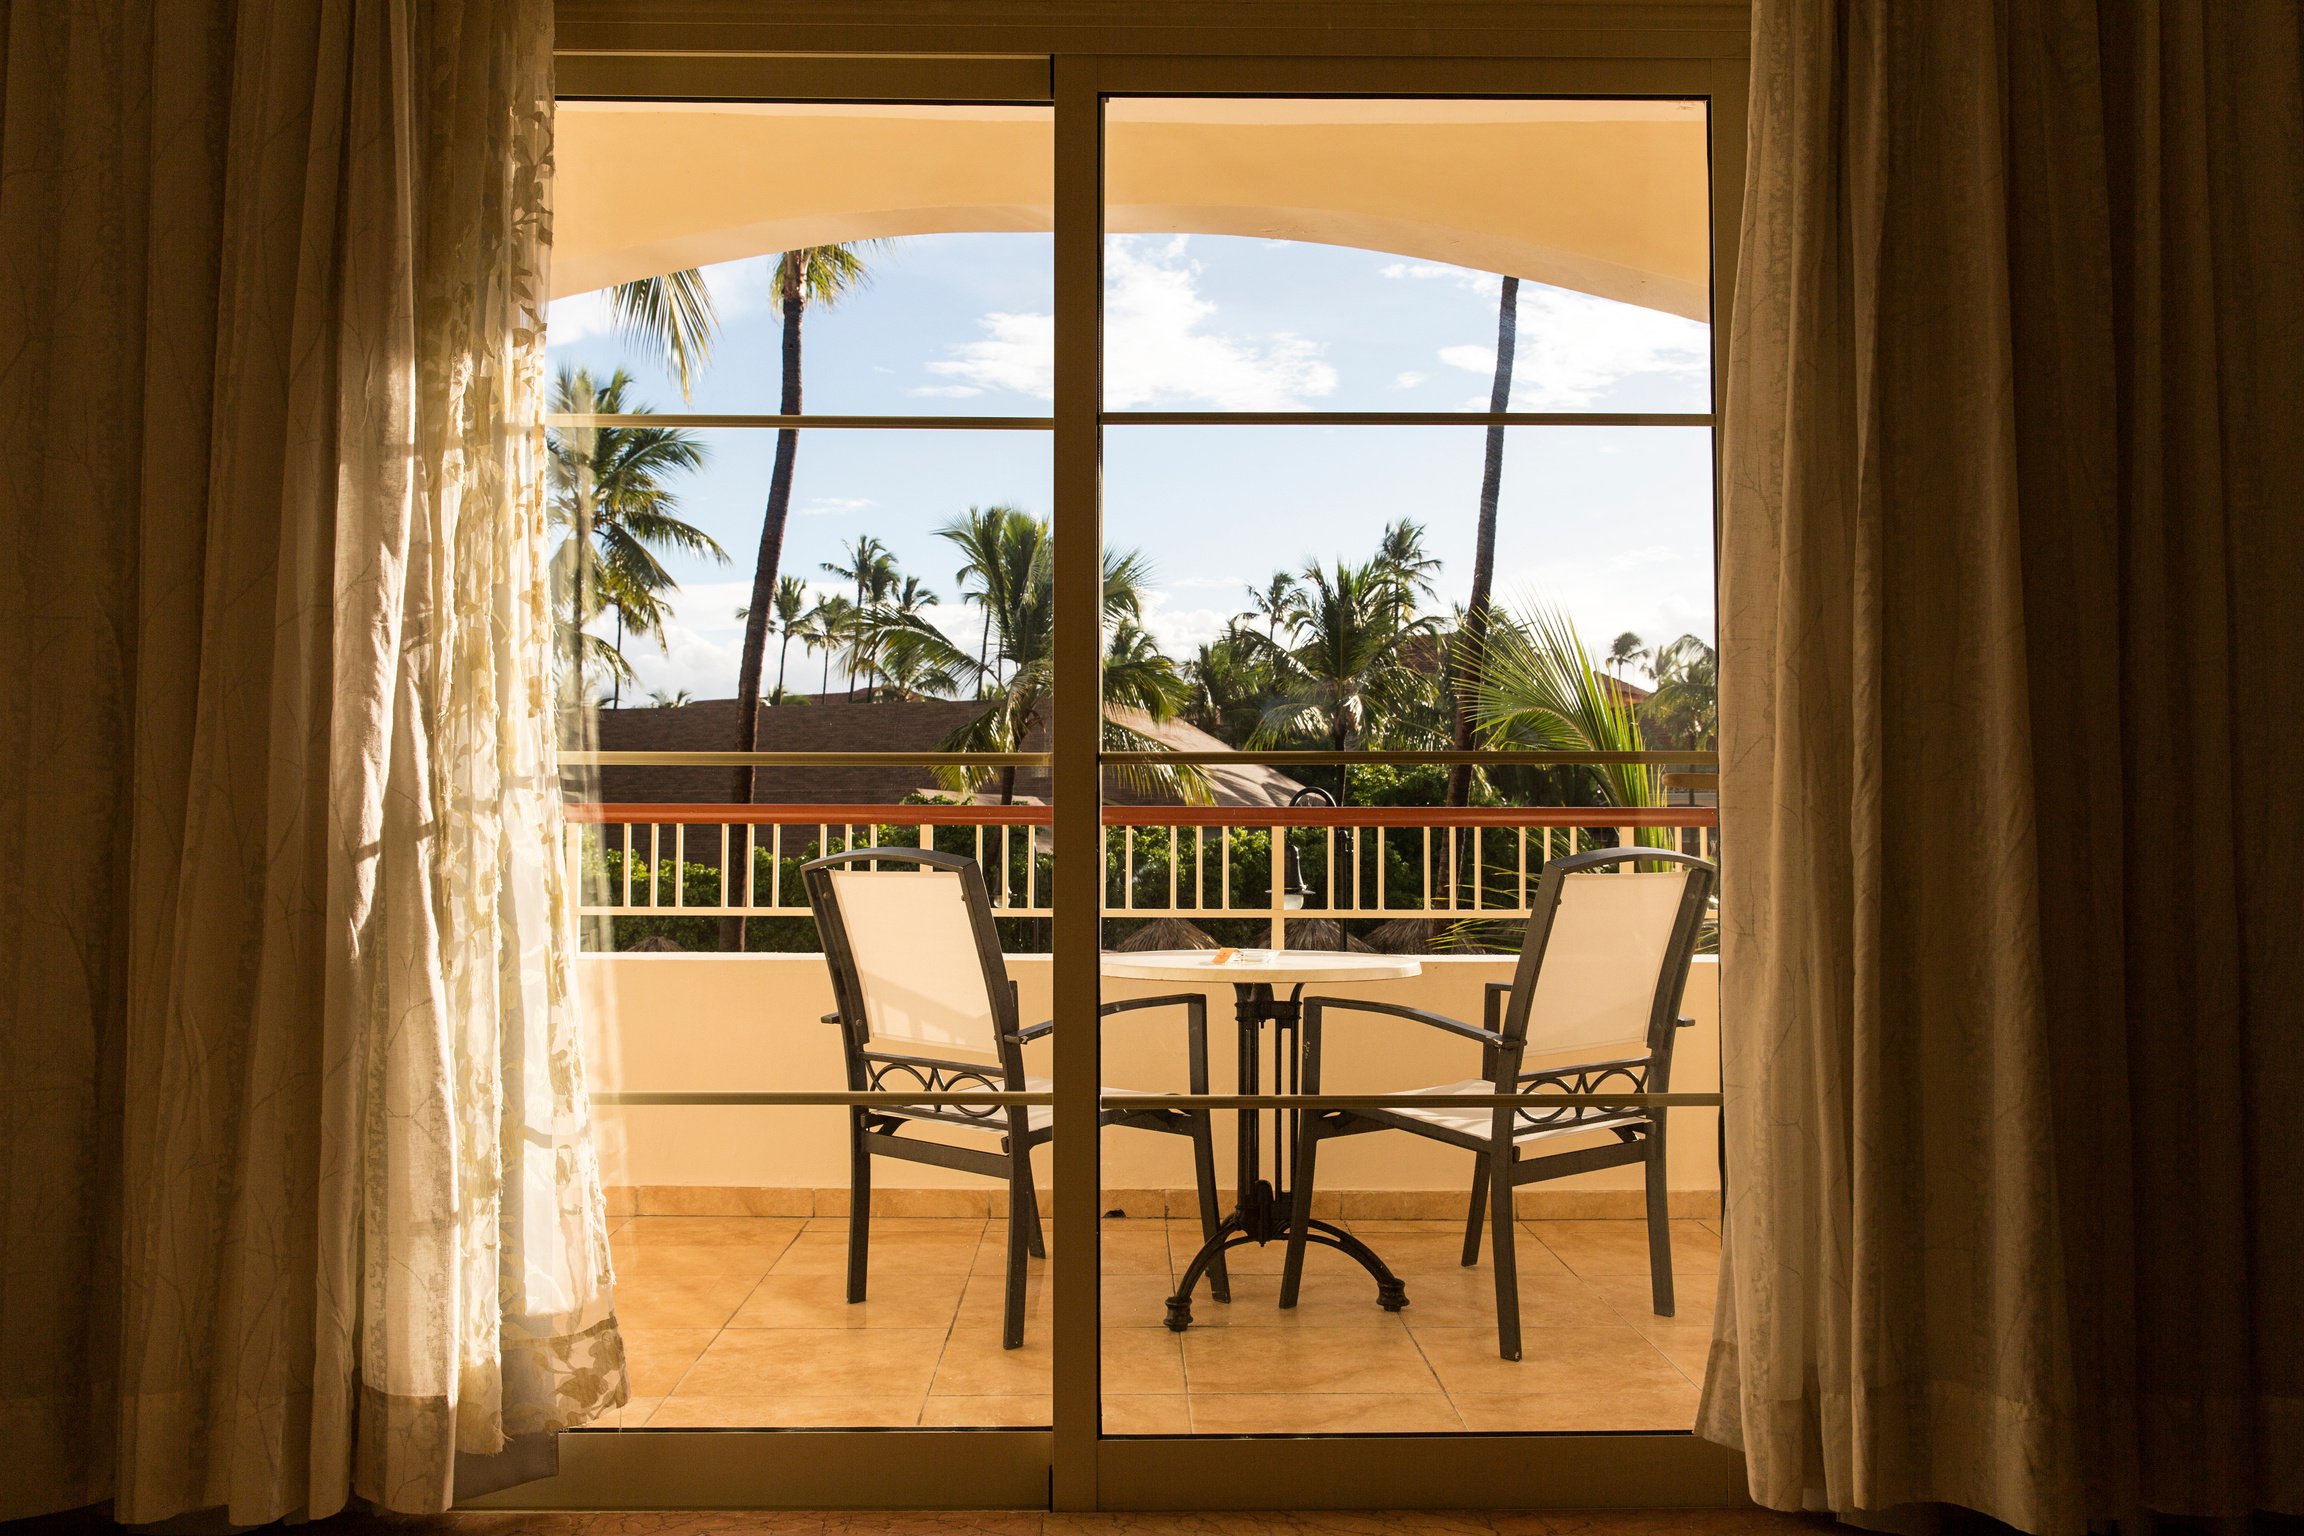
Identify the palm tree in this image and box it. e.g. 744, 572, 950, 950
607, 269, 719, 402
1467, 599, 1666, 842
1185, 620, 1275, 746
547, 367, 721, 706
805, 596, 857, 700
859, 575, 951, 699
945, 505, 1038, 691
1373, 518, 1441, 618
731, 243, 877, 800
1244, 570, 1300, 646
648, 687, 695, 708
769, 575, 809, 705
822, 534, 898, 698
1447, 274, 1520, 807
872, 513, 1203, 804
1606, 630, 1650, 681
1250, 557, 1441, 803
1641, 634, 1717, 748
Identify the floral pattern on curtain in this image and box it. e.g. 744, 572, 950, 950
0, 1, 623, 1523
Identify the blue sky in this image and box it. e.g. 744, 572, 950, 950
545, 233, 1715, 703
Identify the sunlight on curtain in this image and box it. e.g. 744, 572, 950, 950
0, 1, 623, 1523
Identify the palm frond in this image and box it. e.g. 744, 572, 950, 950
609, 269, 720, 402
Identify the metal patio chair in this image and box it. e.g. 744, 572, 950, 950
803, 847, 1228, 1349
1280, 845, 1716, 1360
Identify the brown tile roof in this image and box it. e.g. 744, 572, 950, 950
583, 698, 1307, 810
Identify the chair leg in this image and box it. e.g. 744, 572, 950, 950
1190, 1111, 1231, 1302
1645, 1124, 1676, 1317
1020, 1172, 1046, 1260
847, 1112, 872, 1304
1278, 1117, 1323, 1308
1489, 1142, 1521, 1361
1004, 1136, 1033, 1349
1462, 1157, 1489, 1267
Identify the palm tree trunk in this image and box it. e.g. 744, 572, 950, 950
727, 255, 806, 951
611, 608, 625, 708
1447, 275, 1518, 809
820, 648, 832, 698
731, 254, 806, 805
774, 631, 792, 705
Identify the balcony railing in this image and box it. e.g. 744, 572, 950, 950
562, 801, 1718, 949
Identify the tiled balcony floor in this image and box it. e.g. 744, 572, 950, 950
602, 1215, 1720, 1433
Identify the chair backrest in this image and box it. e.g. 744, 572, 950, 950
1501, 846, 1715, 1063
802, 848, 1014, 1059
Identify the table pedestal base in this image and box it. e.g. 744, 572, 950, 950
1166, 1175, 1408, 1330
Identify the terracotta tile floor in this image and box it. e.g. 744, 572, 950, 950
601, 1215, 1721, 1433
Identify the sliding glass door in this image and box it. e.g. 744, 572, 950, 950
490, 30, 1745, 1512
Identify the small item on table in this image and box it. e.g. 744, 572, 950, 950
1210, 947, 1238, 965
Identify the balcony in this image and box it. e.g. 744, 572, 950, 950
571, 797, 1722, 1435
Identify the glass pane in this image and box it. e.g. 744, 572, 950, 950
552, 103, 1052, 416
1098, 430, 1717, 1424
1102, 98, 1713, 414
589, 1120, 1057, 1428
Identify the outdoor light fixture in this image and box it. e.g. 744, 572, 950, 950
1281, 786, 1337, 909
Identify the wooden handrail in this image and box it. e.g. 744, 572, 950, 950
563, 802, 1716, 829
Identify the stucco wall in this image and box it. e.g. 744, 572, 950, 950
581, 953, 1720, 1205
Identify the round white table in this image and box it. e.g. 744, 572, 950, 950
1100, 949, 1424, 1330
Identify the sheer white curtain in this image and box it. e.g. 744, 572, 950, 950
1700, 4, 2302, 1532
0, 2, 623, 1523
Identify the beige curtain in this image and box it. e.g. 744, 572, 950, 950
0, 1, 625, 1524
1699, 3, 2302, 1533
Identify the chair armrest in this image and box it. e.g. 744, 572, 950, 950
821, 1011, 843, 1026
1298, 995, 1506, 1047
1008, 1017, 1057, 1044
1098, 992, 1206, 1018
1676, 1015, 1696, 1029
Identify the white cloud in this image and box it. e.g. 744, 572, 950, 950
546, 290, 617, 345
1392, 370, 1429, 390
799, 496, 876, 518
1438, 288, 1709, 408
924, 310, 1055, 397
1379, 260, 1502, 297
1106, 238, 1337, 409
907, 382, 986, 399
922, 236, 1339, 410
1138, 591, 1236, 660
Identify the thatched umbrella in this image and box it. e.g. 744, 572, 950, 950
1110, 918, 1220, 953
1364, 916, 1511, 955
1284, 916, 1378, 953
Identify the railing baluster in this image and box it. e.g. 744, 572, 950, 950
649, 823, 661, 907
674, 824, 686, 907
1123, 826, 1135, 911
1376, 828, 1386, 911
1220, 825, 1231, 914
1422, 826, 1433, 911
1168, 825, 1178, 913
1195, 825, 1205, 910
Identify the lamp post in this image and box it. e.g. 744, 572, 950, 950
1281, 784, 1337, 911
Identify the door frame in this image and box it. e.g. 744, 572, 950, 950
488, 8, 1749, 1511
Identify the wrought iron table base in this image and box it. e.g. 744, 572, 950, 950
1163, 980, 1409, 1331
